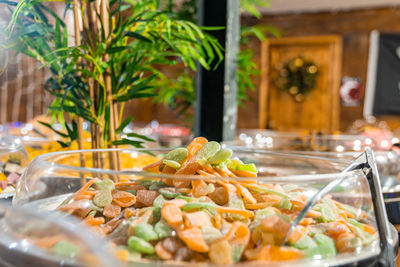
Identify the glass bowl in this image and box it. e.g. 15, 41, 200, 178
227, 131, 400, 226
13, 148, 396, 266
0, 137, 29, 197
0, 202, 118, 267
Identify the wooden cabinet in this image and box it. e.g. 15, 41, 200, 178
259, 35, 342, 132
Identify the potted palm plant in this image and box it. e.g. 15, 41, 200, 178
2, 0, 222, 169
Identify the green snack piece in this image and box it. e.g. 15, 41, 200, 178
93, 190, 112, 207
282, 184, 298, 193
154, 221, 173, 239
348, 218, 364, 228
53, 240, 80, 259
128, 236, 155, 255
226, 194, 249, 223
278, 197, 293, 210
251, 208, 276, 229
293, 235, 317, 250
201, 225, 223, 245
206, 183, 215, 194
135, 223, 159, 241
148, 180, 168, 190
247, 185, 289, 198
176, 195, 196, 202
182, 202, 218, 212
152, 207, 162, 224
309, 224, 329, 235
227, 158, 244, 170
165, 147, 188, 163
109, 221, 130, 239
231, 244, 245, 263
93, 178, 115, 207
348, 224, 376, 245
201, 207, 218, 218
347, 237, 363, 250
208, 149, 233, 165
90, 203, 104, 212
197, 141, 220, 160
153, 195, 166, 208
159, 188, 181, 199
127, 189, 137, 195
237, 163, 258, 173
128, 251, 142, 262
316, 204, 335, 222
95, 179, 115, 190
87, 210, 97, 217
304, 234, 336, 258
162, 159, 181, 169
138, 179, 154, 188
339, 203, 359, 220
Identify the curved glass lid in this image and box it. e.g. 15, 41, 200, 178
0, 203, 119, 267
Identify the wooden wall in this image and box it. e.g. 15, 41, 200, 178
240, 7, 400, 130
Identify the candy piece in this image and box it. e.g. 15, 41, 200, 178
183, 211, 212, 227
155, 241, 173, 260
136, 190, 159, 206
257, 245, 302, 261
237, 163, 258, 173
135, 223, 159, 241
103, 203, 121, 218
278, 198, 293, 210
161, 203, 183, 229
128, 236, 155, 255
303, 234, 337, 258
186, 137, 208, 158
209, 239, 232, 265
177, 227, 209, 253
95, 179, 115, 191
112, 190, 136, 208
93, 190, 113, 208
208, 149, 233, 165
53, 240, 80, 259
293, 235, 317, 250
197, 141, 220, 162
165, 148, 188, 163
153, 194, 166, 208
158, 188, 181, 199
201, 226, 223, 245
154, 221, 173, 239
163, 159, 181, 169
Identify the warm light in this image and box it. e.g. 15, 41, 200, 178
239, 133, 247, 141
353, 140, 361, 147
365, 138, 372, 145
265, 137, 273, 145
336, 145, 344, 152
245, 137, 253, 145
392, 137, 399, 144
381, 140, 389, 148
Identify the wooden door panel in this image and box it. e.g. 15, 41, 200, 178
259, 36, 342, 133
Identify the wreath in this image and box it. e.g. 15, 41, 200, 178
276, 56, 318, 102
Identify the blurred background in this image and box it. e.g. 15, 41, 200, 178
1, 0, 400, 132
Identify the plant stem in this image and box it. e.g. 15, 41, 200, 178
101, 0, 120, 176
73, 0, 86, 185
